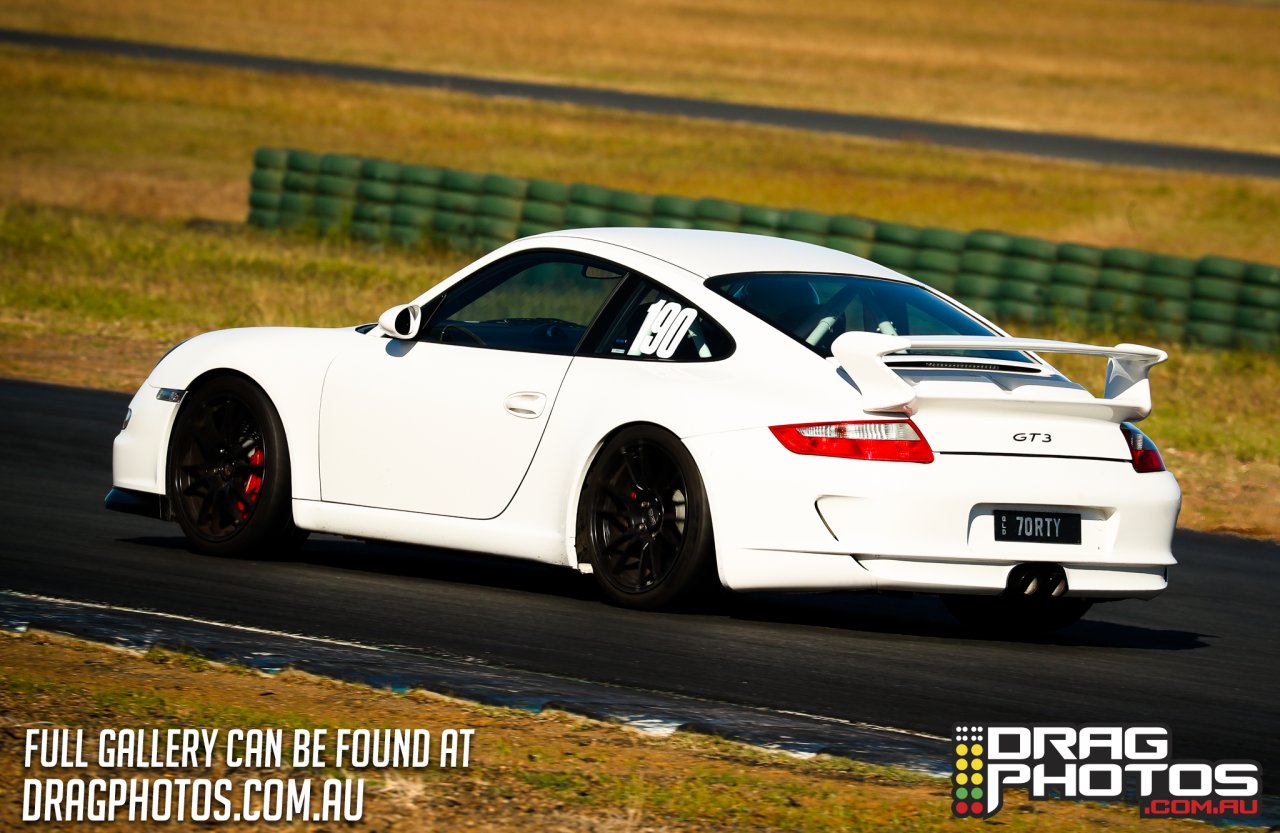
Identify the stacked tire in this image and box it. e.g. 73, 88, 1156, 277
247, 148, 288, 229
996, 236, 1056, 325
476, 174, 526, 251
350, 159, 398, 244
778, 209, 828, 246
871, 222, 920, 276
910, 227, 964, 296
520, 179, 569, 238
315, 153, 361, 234
1047, 243, 1102, 325
739, 204, 784, 238
956, 231, 1011, 322
651, 194, 696, 229
244, 147, 1280, 351
1237, 264, 1280, 351
1142, 254, 1195, 342
390, 164, 441, 248
565, 183, 613, 229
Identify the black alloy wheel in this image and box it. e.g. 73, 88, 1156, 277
168, 375, 303, 557
578, 426, 715, 609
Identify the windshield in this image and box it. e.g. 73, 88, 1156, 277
706, 272, 1034, 365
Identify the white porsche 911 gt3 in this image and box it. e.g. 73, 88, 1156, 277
107, 228, 1180, 631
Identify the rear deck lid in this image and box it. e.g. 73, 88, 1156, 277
831, 332, 1168, 459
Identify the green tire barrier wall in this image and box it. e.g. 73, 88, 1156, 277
247, 148, 1280, 351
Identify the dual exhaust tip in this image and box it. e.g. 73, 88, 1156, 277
1006, 563, 1068, 598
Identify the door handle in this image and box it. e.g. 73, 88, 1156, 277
503, 391, 546, 419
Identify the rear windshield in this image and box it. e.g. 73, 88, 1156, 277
706, 272, 1033, 365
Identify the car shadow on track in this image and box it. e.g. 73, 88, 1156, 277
120, 534, 601, 603
121, 534, 1210, 651
723, 592, 1211, 651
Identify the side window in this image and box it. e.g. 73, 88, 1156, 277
590, 279, 733, 361
425, 254, 625, 355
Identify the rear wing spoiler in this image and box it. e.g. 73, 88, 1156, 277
831, 332, 1169, 419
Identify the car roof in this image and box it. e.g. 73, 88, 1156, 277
528, 227, 915, 284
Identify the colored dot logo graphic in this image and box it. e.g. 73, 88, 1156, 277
952, 725, 986, 817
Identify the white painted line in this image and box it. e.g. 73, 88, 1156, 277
2, 590, 946, 747
3, 590, 390, 653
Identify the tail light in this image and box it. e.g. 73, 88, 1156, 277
770, 420, 934, 463
1120, 422, 1165, 473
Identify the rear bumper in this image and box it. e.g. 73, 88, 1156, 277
851, 557, 1167, 598
685, 429, 1180, 598
711, 549, 1168, 598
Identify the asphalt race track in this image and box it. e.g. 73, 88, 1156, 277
2, 377, 1276, 793
4, 27, 1280, 180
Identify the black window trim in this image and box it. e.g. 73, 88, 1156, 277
579, 274, 737, 363
705, 269, 1036, 365
418, 248, 635, 356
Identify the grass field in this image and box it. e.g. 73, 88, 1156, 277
2, 0, 1278, 154
0, 630, 1258, 833
0, 32, 1276, 539
2, 201, 1277, 538
4, 46, 1280, 266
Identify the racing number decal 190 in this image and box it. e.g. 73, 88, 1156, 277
630, 301, 696, 358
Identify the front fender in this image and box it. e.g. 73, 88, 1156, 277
140, 326, 365, 501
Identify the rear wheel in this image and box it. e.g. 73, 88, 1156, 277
942, 594, 1092, 634
577, 426, 716, 610
168, 375, 305, 557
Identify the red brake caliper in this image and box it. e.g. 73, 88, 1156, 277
238, 448, 265, 519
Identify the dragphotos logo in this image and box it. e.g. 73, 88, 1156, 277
950, 724, 1260, 819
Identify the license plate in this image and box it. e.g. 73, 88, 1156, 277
994, 510, 1081, 544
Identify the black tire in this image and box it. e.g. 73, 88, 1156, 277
168, 375, 306, 558
576, 426, 716, 610
942, 594, 1092, 634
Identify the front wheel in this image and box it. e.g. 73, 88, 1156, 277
577, 426, 716, 610
942, 594, 1092, 634
168, 375, 305, 557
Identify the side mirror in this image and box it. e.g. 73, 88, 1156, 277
378, 304, 423, 340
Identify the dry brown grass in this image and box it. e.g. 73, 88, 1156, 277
4, 46, 1280, 264
1163, 450, 1280, 538
2, 0, 1278, 153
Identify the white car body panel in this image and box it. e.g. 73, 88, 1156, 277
685, 429, 1177, 596
121, 327, 361, 500
111, 228, 1181, 601
319, 339, 572, 518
